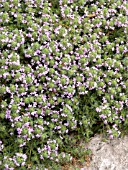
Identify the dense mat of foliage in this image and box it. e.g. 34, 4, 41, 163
0, 0, 128, 169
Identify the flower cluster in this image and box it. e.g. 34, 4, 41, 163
2, 153, 27, 170
0, 0, 128, 169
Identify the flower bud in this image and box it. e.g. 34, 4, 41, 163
41, 133, 47, 140
57, 97, 62, 103
115, 73, 121, 79
114, 61, 120, 68
106, 44, 111, 50
49, 82, 55, 88
107, 70, 113, 77
24, 67, 31, 73
79, 85, 85, 92
27, 49, 33, 55
49, 123, 54, 129
24, 97, 29, 104
60, 78, 66, 85
35, 127, 42, 134
111, 80, 117, 86
120, 95, 126, 101
33, 42, 40, 50
45, 109, 51, 115
101, 36, 108, 42
37, 109, 41, 115
103, 7, 108, 15
26, 77, 32, 83
80, 57, 87, 64
42, 48, 49, 55
76, 76, 82, 82
30, 86, 36, 92
22, 116, 29, 122
97, 90, 103, 95
0, 86, 6, 94
15, 72, 21, 79
49, 99, 54, 105
33, 56, 39, 62
42, 151, 48, 158
41, 76, 45, 82
29, 96, 34, 103
10, 85, 15, 92
116, 87, 121, 93
105, 94, 110, 101
29, 107, 35, 113
38, 119, 43, 125
38, 85, 42, 91
49, 60, 55, 66
49, 68, 55, 74
99, 81, 105, 88
11, 104, 18, 111
22, 128, 28, 135
64, 8, 70, 15
67, 86, 74, 93
19, 87, 25, 93
115, 103, 120, 109
96, 59, 102, 65
12, 112, 18, 118
109, 88, 115, 94
15, 122, 22, 128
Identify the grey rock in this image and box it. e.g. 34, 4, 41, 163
82, 134, 128, 170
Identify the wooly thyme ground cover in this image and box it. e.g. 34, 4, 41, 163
0, 0, 128, 169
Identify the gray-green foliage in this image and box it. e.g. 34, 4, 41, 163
0, 0, 128, 169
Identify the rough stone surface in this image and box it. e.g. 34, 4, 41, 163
82, 134, 128, 170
